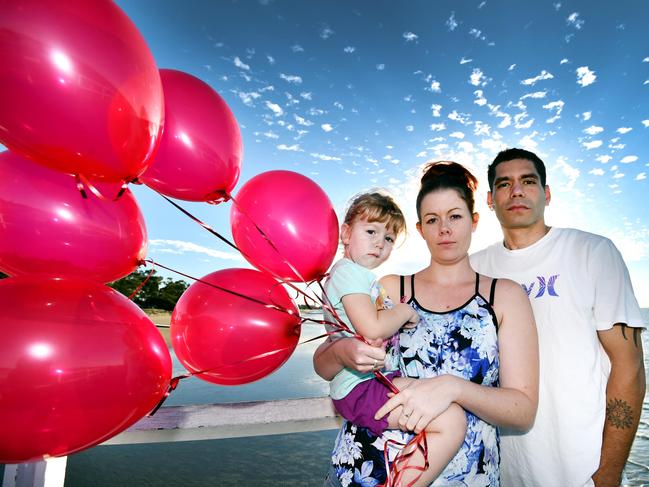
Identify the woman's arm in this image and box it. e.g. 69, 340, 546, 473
375, 279, 539, 433
313, 336, 386, 381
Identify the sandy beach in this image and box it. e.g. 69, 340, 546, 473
145, 309, 172, 346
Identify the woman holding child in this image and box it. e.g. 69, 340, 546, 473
315, 161, 539, 486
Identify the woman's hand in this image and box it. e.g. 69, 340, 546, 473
375, 375, 461, 433
313, 337, 386, 380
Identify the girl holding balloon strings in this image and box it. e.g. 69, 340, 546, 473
316, 163, 538, 487
321, 191, 468, 487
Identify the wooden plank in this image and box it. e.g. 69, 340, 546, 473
103, 396, 341, 445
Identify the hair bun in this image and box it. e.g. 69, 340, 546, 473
421, 161, 477, 192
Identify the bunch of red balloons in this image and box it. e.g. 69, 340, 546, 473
0, 0, 339, 464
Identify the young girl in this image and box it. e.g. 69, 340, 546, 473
322, 191, 467, 487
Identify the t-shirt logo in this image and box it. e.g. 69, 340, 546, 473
521, 275, 560, 298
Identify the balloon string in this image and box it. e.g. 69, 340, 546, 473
381, 432, 429, 487
142, 259, 297, 315
127, 266, 157, 301
73, 173, 130, 201
228, 195, 309, 283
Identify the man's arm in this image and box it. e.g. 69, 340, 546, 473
593, 324, 645, 487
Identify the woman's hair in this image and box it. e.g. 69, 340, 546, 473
343, 191, 406, 237
416, 161, 478, 220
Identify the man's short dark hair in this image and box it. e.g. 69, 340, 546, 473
487, 148, 547, 190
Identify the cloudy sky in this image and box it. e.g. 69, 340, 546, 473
117, 0, 649, 305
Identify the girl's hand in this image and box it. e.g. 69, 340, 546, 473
374, 375, 461, 433
337, 336, 387, 373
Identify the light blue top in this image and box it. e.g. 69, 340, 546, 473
323, 258, 392, 400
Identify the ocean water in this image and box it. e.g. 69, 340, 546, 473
2, 310, 649, 486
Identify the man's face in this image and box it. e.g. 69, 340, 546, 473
487, 158, 550, 230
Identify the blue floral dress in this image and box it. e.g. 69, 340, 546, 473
328, 274, 500, 487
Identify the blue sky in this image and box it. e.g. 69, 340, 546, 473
116, 0, 649, 306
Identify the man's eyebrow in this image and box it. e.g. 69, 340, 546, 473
494, 173, 539, 185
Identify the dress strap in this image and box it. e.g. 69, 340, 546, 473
488, 278, 498, 305
400, 275, 405, 301
474, 272, 480, 295
410, 274, 416, 299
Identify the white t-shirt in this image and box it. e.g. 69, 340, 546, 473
470, 227, 644, 487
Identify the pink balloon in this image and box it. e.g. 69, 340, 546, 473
0, 151, 147, 283
140, 69, 242, 201
230, 171, 339, 282
0, 0, 164, 182
171, 268, 301, 385
0, 276, 172, 463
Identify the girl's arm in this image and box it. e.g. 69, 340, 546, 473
313, 337, 386, 381
375, 279, 539, 433
342, 294, 418, 340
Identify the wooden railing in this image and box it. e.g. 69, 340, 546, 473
2, 397, 341, 487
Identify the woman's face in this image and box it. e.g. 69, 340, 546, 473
416, 188, 478, 265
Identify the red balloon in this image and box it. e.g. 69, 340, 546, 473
140, 69, 242, 202
0, 151, 147, 283
0, 277, 172, 463
230, 171, 339, 282
0, 0, 164, 182
171, 268, 301, 385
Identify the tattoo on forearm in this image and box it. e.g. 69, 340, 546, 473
606, 398, 634, 429
614, 324, 642, 348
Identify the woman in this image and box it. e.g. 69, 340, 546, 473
315, 161, 539, 486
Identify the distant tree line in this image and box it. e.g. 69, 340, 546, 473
109, 270, 189, 311
0, 270, 188, 311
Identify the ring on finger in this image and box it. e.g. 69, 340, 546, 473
372, 359, 379, 370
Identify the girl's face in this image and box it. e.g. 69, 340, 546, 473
341, 217, 396, 270
416, 188, 478, 265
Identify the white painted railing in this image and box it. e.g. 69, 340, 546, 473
2, 397, 340, 487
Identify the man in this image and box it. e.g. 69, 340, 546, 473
470, 148, 645, 487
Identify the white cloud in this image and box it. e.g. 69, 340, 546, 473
300, 92, 312, 100
583, 125, 604, 135
567, 12, 585, 29
429, 80, 441, 92
589, 168, 605, 176
291, 44, 304, 53
474, 90, 487, 106
521, 70, 554, 86
636, 173, 647, 181
431, 104, 442, 117
294, 114, 313, 126
320, 25, 334, 39
642, 120, 649, 127
470, 68, 487, 86
543, 100, 564, 123
583, 140, 603, 150
521, 91, 547, 100
449, 131, 465, 139
448, 110, 472, 125
234, 56, 250, 70
265, 101, 283, 116
403, 32, 418, 42
508, 64, 516, 71
376, 64, 385, 71
280, 73, 302, 84
237, 91, 261, 106
266, 55, 275, 65
149, 240, 244, 261
582, 111, 592, 121
643, 57, 649, 63
446, 12, 458, 31
554, 156, 580, 190
460, 57, 472, 64
277, 144, 301, 151
406, 125, 414, 132
343, 46, 356, 54
617, 127, 633, 134
429, 123, 446, 131
620, 155, 638, 163
321, 123, 333, 132
613, 172, 625, 179
310, 152, 341, 161
596, 155, 612, 163
560, 58, 569, 65
576, 66, 596, 87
